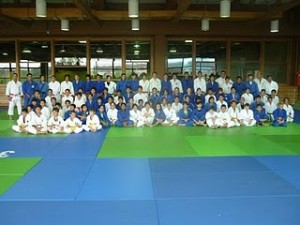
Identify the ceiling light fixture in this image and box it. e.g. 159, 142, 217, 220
22, 48, 32, 54
96, 47, 103, 53
220, 0, 231, 18
201, 18, 209, 31
36, 0, 47, 18
61, 19, 69, 31
131, 19, 140, 31
169, 47, 177, 53
270, 19, 279, 33
128, 0, 139, 18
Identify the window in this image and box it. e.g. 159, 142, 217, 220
90, 41, 122, 78
230, 41, 260, 80
54, 41, 87, 82
264, 41, 288, 83
196, 41, 226, 79
0, 41, 16, 83
126, 41, 150, 76
20, 41, 51, 81
168, 41, 192, 76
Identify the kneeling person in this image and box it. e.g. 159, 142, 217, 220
254, 104, 269, 126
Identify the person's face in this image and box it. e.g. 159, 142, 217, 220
198, 72, 202, 78
183, 104, 188, 109
132, 75, 136, 80
248, 76, 253, 81
65, 102, 70, 107
75, 75, 79, 80
70, 113, 76, 119
209, 98, 214, 103
77, 95, 82, 99
52, 110, 58, 117
268, 77, 272, 82
91, 89, 95, 94
99, 107, 104, 112
219, 96, 224, 101
21, 111, 27, 117
231, 88, 236, 93
172, 75, 176, 80
82, 106, 87, 111
111, 104, 115, 109
211, 76, 215, 81
184, 73, 189, 79
221, 71, 226, 77
138, 88, 142, 93
197, 104, 202, 109
152, 73, 157, 78
70, 106, 75, 111
268, 98, 272, 103
129, 99, 133, 104
284, 99, 289, 104
256, 72, 262, 79
187, 88, 191, 94
246, 89, 250, 94
51, 76, 56, 82
90, 110, 95, 116
40, 76, 45, 82
27, 107, 32, 112
27, 75, 32, 81
97, 76, 101, 81
142, 75, 147, 80
121, 104, 126, 110
162, 99, 167, 104
133, 105, 137, 111
279, 104, 283, 109
40, 101, 45, 107
66, 91, 70, 96
221, 107, 226, 113
231, 102, 237, 108
257, 106, 262, 112
86, 76, 90, 81
48, 90, 52, 96
237, 78, 241, 83
152, 89, 157, 94
122, 75, 126, 80
88, 95, 93, 100
156, 104, 160, 110
167, 104, 172, 109
145, 104, 150, 109
65, 76, 69, 81
36, 107, 41, 114
164, 75, 168, 80
174, 98, 179, 103
12, 74, 18, 81
107, 77, 111, 82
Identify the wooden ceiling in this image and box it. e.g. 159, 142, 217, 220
0, 0, 299, 29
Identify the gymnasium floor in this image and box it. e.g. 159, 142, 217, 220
1, 111, 300, 225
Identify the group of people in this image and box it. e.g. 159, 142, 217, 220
6, 70, 294, 135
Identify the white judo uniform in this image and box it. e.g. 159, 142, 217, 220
163, 108, 179, 125
107, 108, 118, 125
64, 117, 83, 134
27, 113, 48, 134
227, 107, 241, 126
6, 80, 23, 116
239, 109, 256, 126
130, 109, 144, 127
205, 111, 220, 128
48, 116, 65, 134
283, 104, 294, 122
141, 108, 155, 124
218, 111, 235, 128
82, 114, 102, 131
12, 114, 31, 133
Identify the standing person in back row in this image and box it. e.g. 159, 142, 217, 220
170, 73, 183, 94
149, 72, 161, 93
37, 74, 49, 99
265, 75, 279, 95
22, 73, 37, 108
6, 72, 23, 120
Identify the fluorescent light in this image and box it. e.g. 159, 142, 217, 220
201, 18, 209, 31
131, 19, 140, 31
96, 47, 103, 53
41, 45, 48, 48
2, 52, 8, 56
185, 40, 193, 43
79, 40, 87, 44
60, 46, 66, 53
61, 19, 69, 31
128, 0, 139, 18
270, 19, 279, 33
169, 47, 176, 53
134, 44, 140, 48
134, 50, 140, 55
22, 48, 31, 54
36, 0, 47, 18
220, 0, 231, 18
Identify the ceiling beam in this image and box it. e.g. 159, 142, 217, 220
0, 8, 278, 21
73, 0, 101, 26
173, 0, 192, 22
262, 0, 300, 19
0, 13, 29, 29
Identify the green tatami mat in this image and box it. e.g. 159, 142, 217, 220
0, 175, 23, 195
98, 136, 197, 158
97, 124, 300, 158
0, 120, 15, 131
0, 158, 41, 175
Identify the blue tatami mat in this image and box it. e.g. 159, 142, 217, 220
0, 137, 65, 158
44, 129, 109, 159
156, 197, 300, 225
0, 200, 159, 225
77, 159, 154, 200
149, 157, 300, 199
255, 156, 300, 189
0, 159, 94, 200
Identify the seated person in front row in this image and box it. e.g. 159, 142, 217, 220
163, 102, 179, 126
192, 101, 206, 127
153, 103, 166, 126
205, 106, 220, 129
283, 97, 294, 123
12, 108, 32, 133
83, 108, 102, 132
239, 103, 256, 127
115, 103, 134, 127
97, 105, 110, 128
48, 108, 65, 134
27, 105, 48, 135
64, 111, 83, 134
78, 104, 89, 124
141, 102, 155, 127
178, 102, 194, 126
107, 102, 118, 126
218, 104, 236, 128
130, 104, 144, 127
273, 102, 287, 127
228, 100, 240, 127
254, 104, 269, 126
